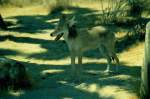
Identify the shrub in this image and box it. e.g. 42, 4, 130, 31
0, 58, 33, 91
98, 0, 150, 24
48, 0, 72, 14
99, 0, 129, 24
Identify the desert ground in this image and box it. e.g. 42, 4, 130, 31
0, 1, 147, 99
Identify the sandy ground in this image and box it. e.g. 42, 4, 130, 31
0, 5, 144, 99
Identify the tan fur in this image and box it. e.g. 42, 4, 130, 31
51, 15, 119, 75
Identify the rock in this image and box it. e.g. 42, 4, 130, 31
0, 57, 32, 91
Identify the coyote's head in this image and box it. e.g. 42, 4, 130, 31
50, 14, 76, 41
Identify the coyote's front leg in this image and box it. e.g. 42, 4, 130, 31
77, 53, 83, 74
70, 51, 76, 74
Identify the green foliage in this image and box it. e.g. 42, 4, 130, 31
48, 0, 72, 14
127, 0, 150, 17
97, 0, 150, 24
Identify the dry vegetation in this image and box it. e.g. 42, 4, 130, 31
0, 0, 150, 99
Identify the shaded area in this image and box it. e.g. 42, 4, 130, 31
6, 7, 99, 34
0, 14, 7, 30
23, 61, 141, 89
7, 15, 56, 33
2, 61, 141, 99
116, 18, 150, 53
0, 6, 116, 61
0, 4, 145, 99
0, 35, 8, 41
61, 7, 100, 29
0, 48, 20, 56
0, 35, 104, 60
0, 35, 69, 60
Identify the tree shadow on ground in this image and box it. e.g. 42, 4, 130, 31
2, 6, 149, 58
6, 15, 56, 33
6, 7, 99, 34
0, 35, 141, 98
0, 35, 69, 60
1, 6, 105, 60
0, 35, 105, 60
0, 48, 20, 56
2, 61, 140, 99
0, 5, 145, 99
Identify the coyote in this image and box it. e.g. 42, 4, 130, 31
50, 15, 119, 75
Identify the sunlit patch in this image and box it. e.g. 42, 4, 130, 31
99, 74, 133, 81
98, 85, 139, 99
9, 90, 25, 97
58, 81, 68, 84
76, 83, 99, 93
62, 10, 75, 15
41, 69, 64, 75
88, 84, 98, 92
76, 83, 139, 99
0, 40, 47, 55
46, 18, 59, 24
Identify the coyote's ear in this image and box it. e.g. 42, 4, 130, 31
70, 16, 75, 22
69, 16, 77, 27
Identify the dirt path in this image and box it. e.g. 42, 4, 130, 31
0, 6, 143, 99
